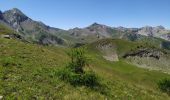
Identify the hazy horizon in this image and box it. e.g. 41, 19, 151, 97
1, 0, 170, 29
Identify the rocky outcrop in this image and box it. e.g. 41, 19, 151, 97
96, 42, 119, 61
0, 10, 3, 20
137, 26, 170, 39
123, 48, 170, 73
123, 48, 165, 60
1, 34, 22, 40
138, 26, 154, 36
0, 96, 3, 100
161, 33, 170, 41
1, 34, 10, 39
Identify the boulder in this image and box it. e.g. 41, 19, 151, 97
1, 34, 11, 39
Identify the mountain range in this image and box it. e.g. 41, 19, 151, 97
0, 8, 170, 47
1, 8, 170, 99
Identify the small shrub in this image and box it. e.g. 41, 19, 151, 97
66, 48, 90, 74
56, 67, 71, 81
57, 68, 99, 87
83, 71, 98, 87
68, 73, 82, 86
158, 78, 170, 95
57, 48, 101, 89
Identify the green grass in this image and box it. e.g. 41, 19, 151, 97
87, 38, 159, 57
0, 24, 15, 35
0, 38, 170, 99
86, 43, 170, 89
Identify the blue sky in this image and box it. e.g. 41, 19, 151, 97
0, 0, 170, 29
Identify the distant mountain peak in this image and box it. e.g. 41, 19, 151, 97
90, 22, 108, 27
141, 25, 165, 30
88, 22, 111, 29
72, 27, 81, 30
5, 8, 26, 16
156, 25, 165, 30
12, 8, 20, 11
91, 22, 100, 26
11, 8, 21, 12
2, 8, 29, 28
116, 26, 126, 29
142, 26, 152, 28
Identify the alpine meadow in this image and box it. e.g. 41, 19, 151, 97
0, 0, 170, 100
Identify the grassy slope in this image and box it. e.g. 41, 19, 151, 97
86, 39, 170, 87
0, 38, 170, 99
0, 24, 14, 35
86, 39, 170, 99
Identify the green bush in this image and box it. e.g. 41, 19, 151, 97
158, 78, 170, 95
66, 48, 90, 74
56, 48, 101, 89
56, 67, 71, 81
83, 71, 98, 87
57, 68, 99, 87
69, 73, 82, 86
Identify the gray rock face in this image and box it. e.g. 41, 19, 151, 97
138, 26, 154, 36
156, 25, 165, 30
96, 42, 119, 61
69, 23, 114, 39
137, 26, 170, 38
161, 33, 170, 41
0, 10, 3, 20
123, 48, 164, 60
123, 48, 170, 73
0, 8, 65, 45
87, 23, 113, 37
2, 8, 28, 28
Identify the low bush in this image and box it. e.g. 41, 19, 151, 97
57, 68, 99, 87
56, 48, 100, 88
82, 71, 98, 87
56, 67, 71, 81
158, 78, 170, 95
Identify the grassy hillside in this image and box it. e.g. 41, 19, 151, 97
87, 39, 170, 73
0, 38, 170, 99
0, 24, 14, 35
